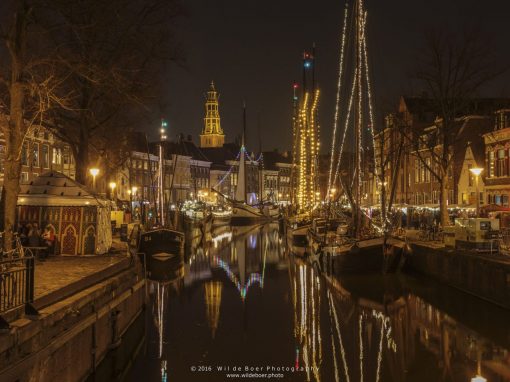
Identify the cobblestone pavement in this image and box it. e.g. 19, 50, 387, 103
34, 254, 127, 299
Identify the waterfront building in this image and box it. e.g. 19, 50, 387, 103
483, 109, 510, 206
260, 150, 293, 204
162, 135, 211, 200
375, 97, 510, 212
0, 120, 76, 188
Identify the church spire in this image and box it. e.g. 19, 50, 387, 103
200, 80, 225, 148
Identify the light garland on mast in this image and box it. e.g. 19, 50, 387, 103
333, 68, 358, 190
328, 2, 350, 198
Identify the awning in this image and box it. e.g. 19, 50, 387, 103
481, 204, 510, 212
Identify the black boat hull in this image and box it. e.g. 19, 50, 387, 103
138, 228, 185, 282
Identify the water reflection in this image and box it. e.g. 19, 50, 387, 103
123, 224, 510, 382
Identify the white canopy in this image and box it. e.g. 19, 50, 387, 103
18, 171, 106, 207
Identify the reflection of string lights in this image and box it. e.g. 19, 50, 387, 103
359, 314, 364, 382
212, 231, 233, 247
372, 310, 397, 352
328, 291, 350, 382
161, 360, 167, 382
213, 256, 262, 300
248, 234, 257, 249
155, 283, 166, 359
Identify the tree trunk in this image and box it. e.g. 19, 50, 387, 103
3, 157, 22, 252
74, 128, 89, 185
440, 175, 450, 227
3, 67, 26, 251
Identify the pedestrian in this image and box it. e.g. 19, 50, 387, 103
42, 226, 55, 258
21, 224, 31, 246
28, 223, 41, 247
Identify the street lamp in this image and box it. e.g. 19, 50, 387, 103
109, 182, 116, 201
89, 168, 99, 191
471, 376, 487, 382
131, 186, 138, 221
469, 167, 484, 218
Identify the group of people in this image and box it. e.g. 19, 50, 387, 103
18, 223, 56, 257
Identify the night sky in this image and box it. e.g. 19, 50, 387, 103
162, 0, 510, 152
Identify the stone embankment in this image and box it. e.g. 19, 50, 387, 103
0, 255, 145, 382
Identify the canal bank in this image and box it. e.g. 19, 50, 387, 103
0, 255, 145, 382
404, 242, 510, 309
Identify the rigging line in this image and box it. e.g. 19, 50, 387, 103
211, 149, 241, 189
361, 11, 380, 183
327, 2, 350, 198
332, 68, 358, 191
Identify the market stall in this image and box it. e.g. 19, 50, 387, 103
17, 172, 112, 255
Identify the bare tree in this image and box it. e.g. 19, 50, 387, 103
410, 27, 505, 226
41, 0, 184, 185
0, 0, 68, 250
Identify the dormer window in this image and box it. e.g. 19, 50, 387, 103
495, 110, 509, 130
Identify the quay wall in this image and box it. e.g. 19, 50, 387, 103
404, 244, 510, 309
0, 262, 145, 382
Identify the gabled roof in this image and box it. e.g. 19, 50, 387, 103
400, 96, 510, 121
453, 116, 493, 183
261, 151, 291, 171
201, 143, 241, 164
18, 172, 106, 206
153, 138, 210, 162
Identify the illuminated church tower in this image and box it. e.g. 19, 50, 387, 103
200, 81, 225, 148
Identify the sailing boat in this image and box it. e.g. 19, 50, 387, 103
231, 104, 279, 225
307, 0, 404, 273
136, 120, 185, 282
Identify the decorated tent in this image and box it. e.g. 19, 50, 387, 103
17, 172, 112, 255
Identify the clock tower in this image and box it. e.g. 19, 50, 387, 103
200, 81, 225, 148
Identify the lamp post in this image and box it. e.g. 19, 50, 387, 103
470, 167, 484, 218
129, 186, 138, 219
109, 182, 116, 201
89, 168, 99, 191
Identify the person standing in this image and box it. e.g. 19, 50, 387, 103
42, 226, 55, 258
28, 223, 41, 247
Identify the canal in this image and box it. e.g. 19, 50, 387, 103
91, 223, 510, 381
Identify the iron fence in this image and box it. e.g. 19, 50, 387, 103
0, 237, 35, 328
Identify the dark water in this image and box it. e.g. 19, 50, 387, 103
94, 223, 510, 382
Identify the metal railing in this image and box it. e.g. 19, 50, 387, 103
0, 235, 36, 329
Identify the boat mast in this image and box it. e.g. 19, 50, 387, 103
243, 101, 248, 203
159, 119, 168, 227
354, 0, 362, 239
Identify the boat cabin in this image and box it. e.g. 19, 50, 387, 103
454, 218, 499, 251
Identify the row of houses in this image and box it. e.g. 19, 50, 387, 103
366, 96, 510, 213
82, 132, 294, 209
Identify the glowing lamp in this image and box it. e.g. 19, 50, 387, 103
89, 168, 99, 177
131, 186, 138, 194
469, 167, 483, 176
471, 376, 487, 382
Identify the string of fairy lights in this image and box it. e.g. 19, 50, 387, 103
210, 147, 263, 190
327, 0, 381, 220
327, 2, 350, 199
